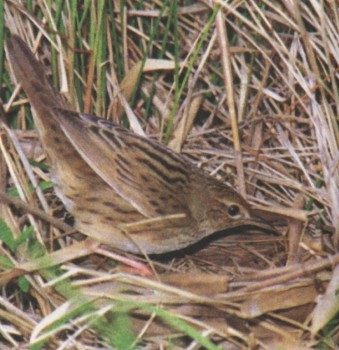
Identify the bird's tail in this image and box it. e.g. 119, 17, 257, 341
6, 35, 67, 132
6, 34, 87, 193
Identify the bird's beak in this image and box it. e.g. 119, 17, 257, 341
243, 216, 278, 234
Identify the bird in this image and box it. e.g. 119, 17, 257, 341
6, 35, 274, 255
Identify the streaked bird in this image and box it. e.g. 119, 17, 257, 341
6, 35, 273, 254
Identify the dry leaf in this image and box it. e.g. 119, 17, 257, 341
240, 284, 317, 318
311, 265, 339, 335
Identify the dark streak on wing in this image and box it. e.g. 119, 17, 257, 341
116, 153, 132, 166
130, 140, 188, 172
116, 167, 148, 191
135, 156, 187, 186
101, 129, 124, 149
94, 116, 188, 170
115, 157, 134, 177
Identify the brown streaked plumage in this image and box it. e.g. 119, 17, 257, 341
6, 35, 273, 254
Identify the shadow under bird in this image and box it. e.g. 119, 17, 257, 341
6, 35, 274, 254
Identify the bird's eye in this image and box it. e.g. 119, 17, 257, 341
228, 204, 240, 217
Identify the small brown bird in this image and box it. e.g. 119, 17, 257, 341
6, 35, 272, 254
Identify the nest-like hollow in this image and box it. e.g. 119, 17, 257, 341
0, 1, 338, 349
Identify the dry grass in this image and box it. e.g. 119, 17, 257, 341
0, 1, 338, 349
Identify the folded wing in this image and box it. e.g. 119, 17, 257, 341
52, 108, 192, 219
